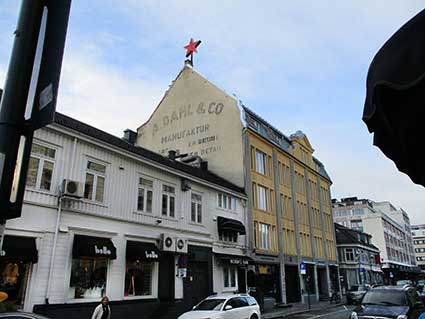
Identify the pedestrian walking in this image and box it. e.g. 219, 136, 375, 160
91, 296, 111, 319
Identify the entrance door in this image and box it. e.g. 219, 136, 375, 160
317, 267, 328, 300
183, 261, 209, 309
237, 268, 246, 293
285, 265, 301, 303
158, 254, 175, 301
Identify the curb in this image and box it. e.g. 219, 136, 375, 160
263, 302, 346, 319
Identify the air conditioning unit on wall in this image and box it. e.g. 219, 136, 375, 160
176, 237, 188, 254
161, 234, 175, 252
62, 179, 84, 198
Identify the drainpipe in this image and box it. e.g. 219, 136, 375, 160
45, 194, 63, 304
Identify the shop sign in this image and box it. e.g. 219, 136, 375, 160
259, 265, 272, 275
300, 263, 307, 275
144, 250, 159, 259
94, 245, 111, 256
229, 258, 248, 265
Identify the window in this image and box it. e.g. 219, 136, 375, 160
69, 258, 107, 299
257, 185, 268, 211
84, 161, 106, 202
191, 193, 202, 223
223, 267, 237, 288
218, 193, 236, 211
137, 177, 153, 213
255, 150, 266, 175
219, 231, 238, 243
26, 143, 56, 191
345, 248, 354, 261
124, 261, 153, 296
259, 223, 271, 250
161, 185, 175, 217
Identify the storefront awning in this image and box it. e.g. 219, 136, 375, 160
72, 235, 117, 259
126, 241, 160, 262
215, 253, 252, 265
0, 235, 38, 263
362, 8, 425, 186
217, 216, 246, 235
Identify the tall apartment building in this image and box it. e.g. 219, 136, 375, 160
137, 64, 338, 304
412, 225, 425, 270
332, 197, 417, 283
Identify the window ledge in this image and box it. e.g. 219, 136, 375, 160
25, 187, 57, 197
123, 295, 156, 300
81, 199, 108, 208
188, 222, 204, 227
216, 207, 237, 214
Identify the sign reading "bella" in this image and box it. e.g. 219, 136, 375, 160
145, 251, 159, 259
95, 245, 111, 255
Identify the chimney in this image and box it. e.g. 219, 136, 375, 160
168, 150, 177, 160
122, 129, 137, 145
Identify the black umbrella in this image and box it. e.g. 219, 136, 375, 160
363, 9, 425, 186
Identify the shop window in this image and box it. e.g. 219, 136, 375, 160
223, 266, 237, 288
84, 160, 106, 202
26, 143, 56, 191
191, 193, 202, 223
69, 258, 107, 299
124, 261, 153, 296
137, 177, 153, 213
255, 150, 266, 175
218, 193, 236, 211
0, 262, 31, 307
161, 184, 175, 217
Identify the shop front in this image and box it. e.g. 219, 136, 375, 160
0, 235, 38, 309
69, 235, 117, 300
214, 253, 251, 293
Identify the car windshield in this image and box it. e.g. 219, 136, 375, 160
349, 285, 359, 291
194, 299, 226, 311
362, 290, 407, 306
396, 280, 411, 286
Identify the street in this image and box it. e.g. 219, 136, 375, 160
273, 305, 355, 319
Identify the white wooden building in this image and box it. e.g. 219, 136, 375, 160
2, 112, 248, 318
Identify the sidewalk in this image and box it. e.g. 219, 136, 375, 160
262, 297, 347, 319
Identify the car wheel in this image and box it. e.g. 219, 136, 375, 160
250, 314, 259, 319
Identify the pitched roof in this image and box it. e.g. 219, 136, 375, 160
334, 223, 379, 250
53, 112, 246, 195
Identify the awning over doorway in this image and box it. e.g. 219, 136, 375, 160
217, 216, 246, 235
0, 235, 38, 263
363, 8, 425, 186
126, 241, 160, 262
72, 235, 117, 259
215, 253, 252, 265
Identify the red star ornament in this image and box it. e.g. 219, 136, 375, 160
184, 38, 202, 57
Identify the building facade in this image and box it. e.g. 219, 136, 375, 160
137, 65, 338, 304
332, 197, 417, 283
412, 225, 425, 271
334, 223, 382, 293
2, 113, 249, 319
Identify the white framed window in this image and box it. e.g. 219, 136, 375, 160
26, 143, 56, 191
259, 223, 271, 250
69, 258, 107, 299
257, 185, 267, 211
345, 248, 354, 261
162, 184, 175, 217
255, 150, 266, 175
223, 266, 237, 288
137, 177, 153, 213
218, 193, 236, 211
219, 231, 238, 243
191, 192, 202, 223
84, 160, 106, 202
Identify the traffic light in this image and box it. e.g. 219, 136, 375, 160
0, 0, 72, 220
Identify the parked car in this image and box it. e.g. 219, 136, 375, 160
396, 280, 414, 286
351, 286, 424, 319
346, 285, 370, 304
416, 280, 425, 291
178, 294, 261, 319
0, 313, 51, 319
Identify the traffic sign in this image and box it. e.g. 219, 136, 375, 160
300, 263, 307, 275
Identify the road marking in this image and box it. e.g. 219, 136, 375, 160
308, 308, 351, 319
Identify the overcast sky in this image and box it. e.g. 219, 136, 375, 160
0, 1, 424, 223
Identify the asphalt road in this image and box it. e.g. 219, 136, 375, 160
274, 305, 356, 319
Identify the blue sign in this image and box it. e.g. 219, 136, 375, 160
389, 272, 394, 278
360, 268, 366, 273
300, 263, 307, 275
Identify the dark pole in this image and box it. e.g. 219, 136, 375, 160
0, 0, 45, 220
307, 275, 311, 310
